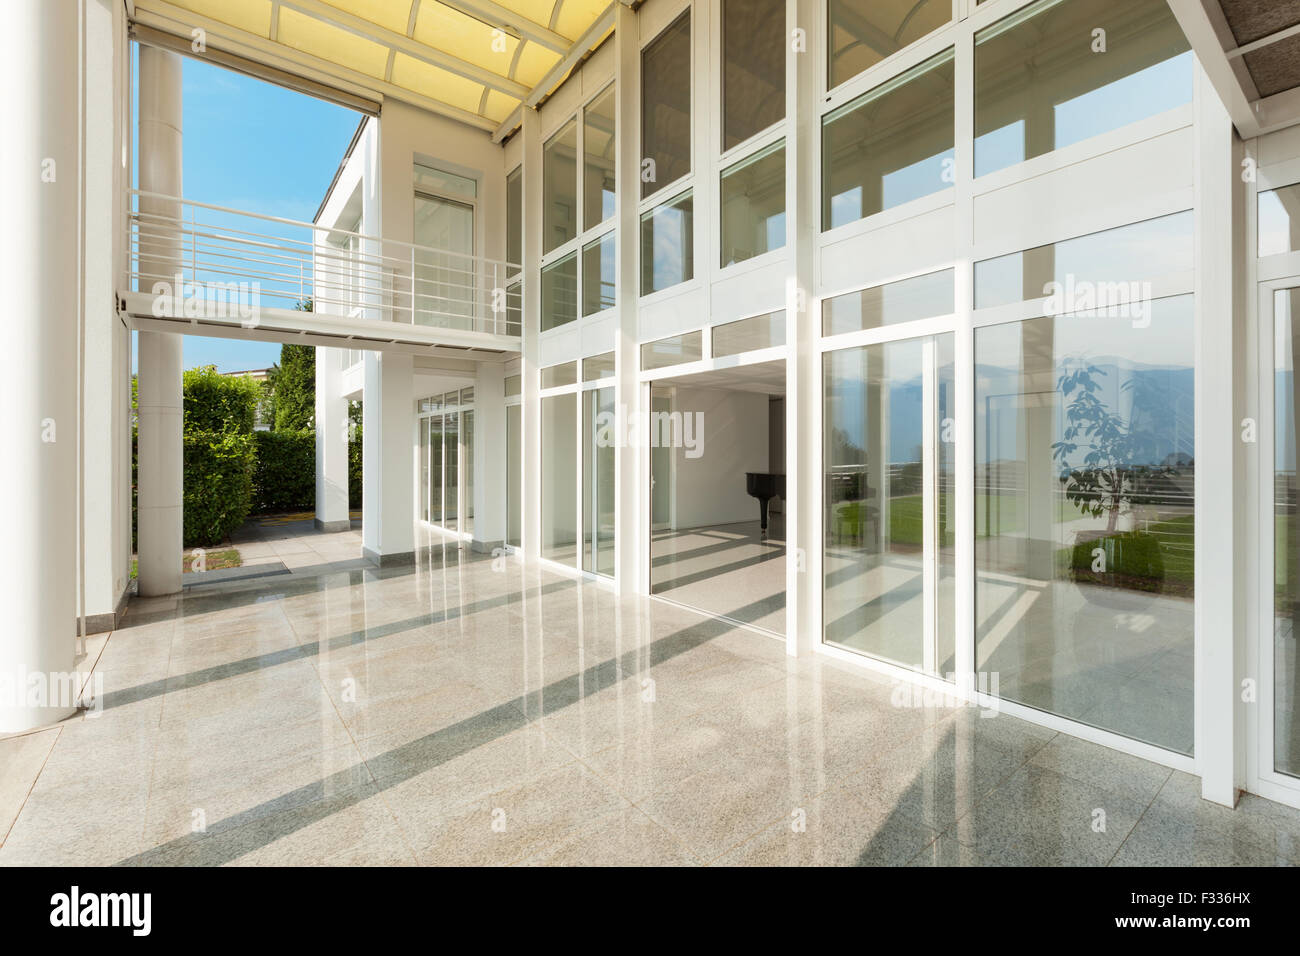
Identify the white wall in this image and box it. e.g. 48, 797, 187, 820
669, 386, 769, 529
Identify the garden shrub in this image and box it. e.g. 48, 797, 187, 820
253, 429, 316, 513
183, 429, 255, 547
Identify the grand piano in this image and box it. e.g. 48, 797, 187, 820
745, 472, 786, 534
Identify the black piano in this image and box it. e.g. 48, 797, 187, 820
745, 472, 786, 533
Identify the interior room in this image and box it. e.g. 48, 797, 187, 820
649, 359, 787, 635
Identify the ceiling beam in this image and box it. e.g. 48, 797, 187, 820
493, 3, 616, 142
438, 0, 570, 53
1165, 0, 1261, 138
276, 0, 529, 99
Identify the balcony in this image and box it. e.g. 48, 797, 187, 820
120, 189, 522, 357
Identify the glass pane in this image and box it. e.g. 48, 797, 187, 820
720, 141, 786, 267
723, 0, 785, 150
974, 0, 1192, 178
584, 386, 617, 577
506, 403, 521, 547
543, 118, 578, 253
504, 373, 521, 398
506, 167, 522, 271
936, 333, 956, 674
828, 0, 952, 89
712, 311, 786, 357
541, 361, 577, 389
642, 12, 692, 198
413, 193, 475, 329
824, 268, 954, 335
975, 295, 1195, 754
582, 232, 616, 315
974, 211, 1193, 310
542, 393, 578, 565
541, 252, 578, 331
429, 414, 443, 525
506, 281, 522, 336
584, 86, 616, 231
641, 331, 703, 370
823, 49, 954, 230
824, 338, 929, 668
419, 416, 430, 523
1275, 289, 1300, 777
464, 409, 474, 537
1259, 184, 1300, 258
414, 163, 476, 198
640, 191, 694, 295
583, 351, 616, 381
445, 410, 459, 526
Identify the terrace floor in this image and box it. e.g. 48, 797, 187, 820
1, 520, 1298, 866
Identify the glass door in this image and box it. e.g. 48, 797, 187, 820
1269, 287, 1300, 785
429, 414, 443, 526
414, 192, 475, 330
444, 410, 459, 531
584, 386, 616, 576
823, 332, 954, 675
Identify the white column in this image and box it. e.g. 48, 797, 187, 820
315, 348, 351, 531
83, 0, 131, 631
0, 0, 80, 730
521, 107, 543, 560
136, 46, 184, 597
1194, 64, 1244, 807
473, 361, 506, 552
785, 0, 823, 654
361, 351, 415, 564
613, 2, 642, 594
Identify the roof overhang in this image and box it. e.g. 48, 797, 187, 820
1168, 0, 1300, 138
129, 0, 628, 138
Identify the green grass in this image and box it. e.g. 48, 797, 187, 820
130, 548, 242, 579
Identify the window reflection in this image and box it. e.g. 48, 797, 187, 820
827, 0, 951, 89
543, 120, 578, 253
583, 87, 616, 231
541, 253, 577, 331
582, 233, 616, 315
974, 295, 1195, 753
642, 12, 692, 198
584, 386, 617, 577
974, 211, 1193, 311
1274, 289, 1300, 778
822, 49, 954, 230
640, 191, 694, 295
824, 268, 954, 336
723, 0, 785, 149
974, 0, 1192, 178
720, 141, 786, 267
542, 393, 578, 565
1259, 184, 1300, 258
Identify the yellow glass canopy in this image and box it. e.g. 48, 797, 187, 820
131, 0, 616, 136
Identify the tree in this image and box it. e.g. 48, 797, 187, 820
270, 342, 315, 431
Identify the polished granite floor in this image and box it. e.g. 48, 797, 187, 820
2, 520, 1299, 866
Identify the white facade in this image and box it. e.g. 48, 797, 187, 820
15, 0, 1300, 819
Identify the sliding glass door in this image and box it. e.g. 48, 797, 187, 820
823, 333, 954, 673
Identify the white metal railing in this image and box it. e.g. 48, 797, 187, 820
125, 189, 523, 337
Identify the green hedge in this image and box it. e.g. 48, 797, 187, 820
183, 429, 255, 547
183, 366, 260, 434
349, 422, 363, 510
253, 429, 315, 513
1069, 529, 1167, 594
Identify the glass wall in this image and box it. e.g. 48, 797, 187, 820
642, 11, 692, 198
413, 189, 474, 329
642, 331, 703, 371
824, 335, 954, 672
974, 295, 1195, 753
464, 409, 474, 536
722, 0, 785, 150
543, 119, 578, 253
823, 49, 954, 230
506, 166, 522, 270
1259, 184, 1300, 258
641, 191, 694, 294
506, 402, 521, 548
974, 0, 1192, 178
584, 386, 617, 577
418, 392, 473, 536
713, 312, 785, 357
584, 86, 616, 230
1274, 289, 1300, 778
828, 0, 951, 90
975, 211, 1193, 310
542, 393, 579, 565
582, 232, 616, 315
428, 414, 443, 525
720, 141, 786, 267
541, 252, 578, 331
824, 268, 954, 336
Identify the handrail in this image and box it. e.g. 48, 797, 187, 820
125, 188, 523, 337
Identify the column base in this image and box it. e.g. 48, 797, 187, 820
362, 547, 415, 567
314, 517, 352, 533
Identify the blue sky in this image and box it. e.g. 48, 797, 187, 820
135, 52, 361, 372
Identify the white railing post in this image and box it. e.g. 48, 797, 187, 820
189, 203, 196, 290
410, 247, 416, 325
492, 262, 499, 334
